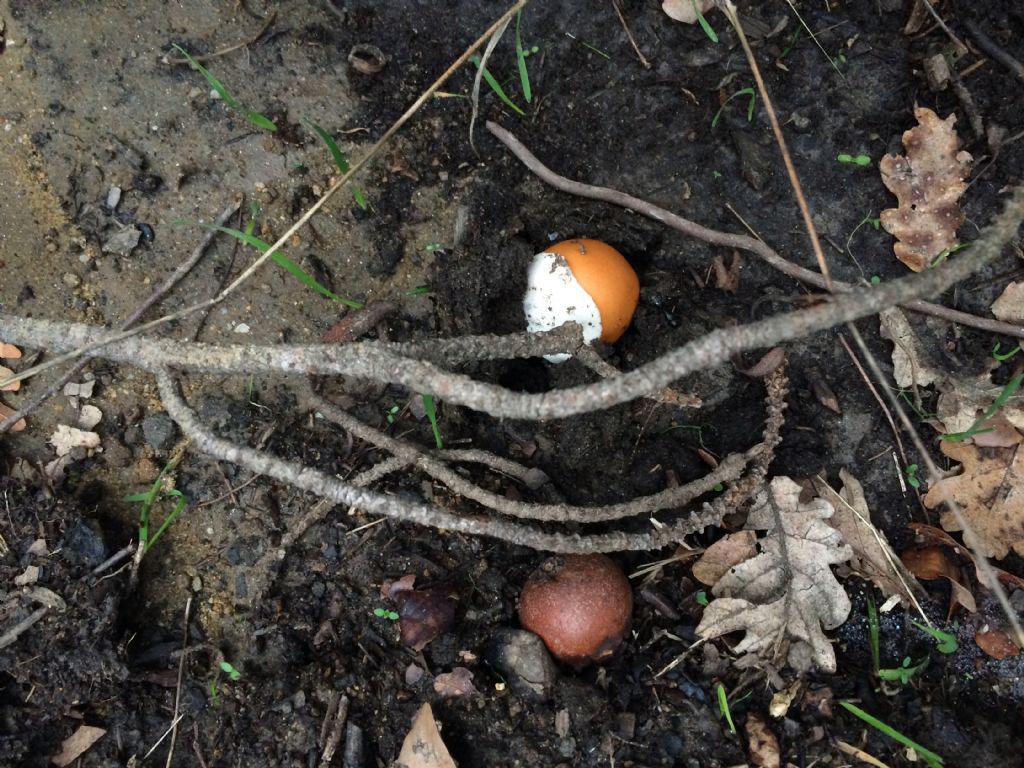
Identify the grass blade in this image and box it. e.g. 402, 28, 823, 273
172, 44, 238, 108
469, 55, 524, 115
304, 118, 350, 172
245, 110, 278, 132
514, 10, 532, 103
422, 394, 443, 449
839, 701, 944, 767
204, 223, 363, 308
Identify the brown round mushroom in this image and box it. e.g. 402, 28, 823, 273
517, 554, 633, 668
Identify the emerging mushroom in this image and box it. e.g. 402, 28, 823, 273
518, 554, 633, 668
523, 238, 640, 362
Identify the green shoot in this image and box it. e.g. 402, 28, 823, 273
422, 394, 443, 449
870, 275, 881, 285
912, 621, 958, 654
172, 44, 277, 132
693, 0, 719, 43
867, 594, 881, 675
711, 87, 756, 129
712, 483, 724, 492
715, 683, 736, 734
778, 28, 802, 60
200, 223, 362, 308
897, 390, 938, 421
208, 680, 220, 706
374, 607, 399, 621
123, 458, 188, 554
928, 242, 968, 268
992, 341, 1021, 362
424, 242, 443, 252
469, 55, 525, 115
385, 405, 401, 424
904, 463, 921, 489
711, 170, 722, 179
303, 118, 368, 209
696, 590, 709, 606
837, 153, 872, 166
219, 660, 242, 681
405, 285, 432, 296
514, 10, 533, 103
564, 33, 611, 59
941, 372, 1023, 442
840, 701, 945, 767
878, 655, 928, 684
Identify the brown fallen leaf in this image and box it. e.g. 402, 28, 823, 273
0, 342, 21, 359
908, 522, 1024, 592
692, 531, 757, 586
813, 471, 924, 607
745, 712, 781, 768
396, 703, 456, 768
991, 281, 1024, 323
880, 107, 971, 272
900, 545, 977, 615
0, 402, 27, 432
712, 251, 743, 294
433, 666, 478, 698
396, 587, 458, 651
51, 725, 106, 767
923, 441, 1024, 560
975, 628, 1021, 660
0, 365, 19, 392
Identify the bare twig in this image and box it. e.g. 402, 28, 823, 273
484, 120, 1024, 339
718, 0, 833, 291
963, 19, 1024, 84
166, 597, 193, 768
611, 0, 650, 69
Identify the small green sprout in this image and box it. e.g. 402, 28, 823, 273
124, 457, 188, 555
870, 275, 881, 285
695, 590, 709, 606
712, 170, 723, 179
904, 463, 921, 490
912, 621, 958, 654
424, 242, 443, 252
840, 701, 945, 767
385, 405, 401, 424
992, 341, 1021, 362
219, 660, 242, 681
878, 655, 929, 684
422, 394, 443, 449
405, 285, 432, 296
942, 372, 1023, 442
715, 683, 736, 734
172, 44, 277, 132
374, 607, 399, 621
711, 87, 756, 129
693, 0, 719, 43
928, 242, 968, 268
837, 153, 872, 166
713, 483, 724, 492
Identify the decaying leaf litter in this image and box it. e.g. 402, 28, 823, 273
2, 0, 1024, 766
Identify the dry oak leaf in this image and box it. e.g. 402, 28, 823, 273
923, 441, 1024, 560
696, 477, 853, 673
396, 703, 456, 768
880, 107, 972, 272
692, 531, 757, 586
813, 470, 924, 607
991, 281, 1024, 323
878, 307, 943, 388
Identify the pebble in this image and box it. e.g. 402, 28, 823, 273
142, 412, 177, 450
60, 518, 108, 568
486, 628, 558, 701
62, 272, 80, 287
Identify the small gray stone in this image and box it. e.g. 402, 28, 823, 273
142, 412, 177, 450
486, 628, 558, 701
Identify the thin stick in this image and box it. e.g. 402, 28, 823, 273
963, 19, 1024, 84
919, 0, 969, 58
611, 0, 650, 69
484, 121, 1024, 339
837, 334, 908, 469
0, 0, 530, 391
166, 597, 193, 768
719, 0, 833, 291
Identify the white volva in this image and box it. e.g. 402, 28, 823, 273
522, 251, 603, 363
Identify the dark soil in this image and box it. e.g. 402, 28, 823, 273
2, 1, 1023, 766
